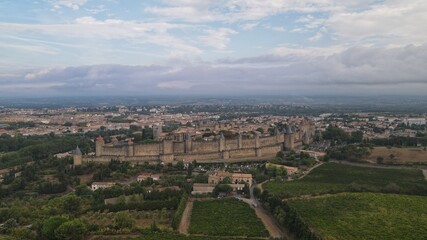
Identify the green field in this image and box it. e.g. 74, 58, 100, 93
287, 192, 427, 240
137, 233, 264, 240
263, 163, 427, 197
94, 232, 264, 240
188, 198, 269, 237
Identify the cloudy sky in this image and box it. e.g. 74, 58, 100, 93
1, 0, 426, 97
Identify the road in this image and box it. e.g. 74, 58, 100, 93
178, 198, 193, 235
235, 182, 292, 240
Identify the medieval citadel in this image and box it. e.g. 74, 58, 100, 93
74, 120, 315, 165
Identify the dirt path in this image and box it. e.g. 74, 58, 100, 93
178, 198, 193, 235
329, 160, 427, 170
256, 180, 269, 191
253, 204, 289, 239
296, 162, 324, 180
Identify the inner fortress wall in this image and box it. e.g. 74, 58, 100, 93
191, 141, 219, 153
242, 138, 256, 148
225, 139, 238, 150
261, 145, 283, 155
88, 129, 311, 164
174, 152, 222, 162
173, 142, 185, 153
228, 148, 257, 158
134, 143, 161, 156
260, 136, 279, 147
101, 146, 128, 156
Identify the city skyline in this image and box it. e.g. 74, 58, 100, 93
1, 0, 427, 96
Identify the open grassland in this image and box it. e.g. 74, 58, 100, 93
368, 147, 427, 164
188, 198, 269, 237
263, 162, 427, 197
287, 192, 427, 240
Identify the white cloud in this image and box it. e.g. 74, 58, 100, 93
50, 0, 88, 10
157, 81, 195, 90
0, 17, 202, 56
199, 28, 237, 50
2, 44, 426, 96
326, 0, 427, 46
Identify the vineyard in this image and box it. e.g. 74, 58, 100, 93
188, 198, 269, 237
287, 192, 427, 240
130, 232, 265, 240
263, 162, 427, 197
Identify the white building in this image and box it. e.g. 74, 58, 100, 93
91, 182, 115, 191
403, 118, 426, 126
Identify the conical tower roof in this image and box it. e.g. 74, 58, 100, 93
74, 146, 82, 155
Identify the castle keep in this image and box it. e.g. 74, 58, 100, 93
77, 121, 315, 165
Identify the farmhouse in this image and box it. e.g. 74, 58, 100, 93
91, 182, 115, 191
192, 183, 216, 194
208, 171, 253, 186
137, 173, 161, 182
191, 183, 245, 195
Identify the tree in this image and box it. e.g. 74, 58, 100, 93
187, 162, 194, 177
256, 127, 264, 134
175, 160, 184, 170
75, 184, 92, 197
253, 187, 261, 198
54, 219, 87, 240
350, 131, 364, 143
376, 156, 384, 164
212, 184, 233, 197
220, 176, 232, 184
114, 211, 135, 229
0, 218, 18, 234
276, 151, 284, 160
60, 194, 81, 214
11, 227, 36, 240
41, 216, 69, 240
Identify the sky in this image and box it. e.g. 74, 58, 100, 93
0, 0, 426, 97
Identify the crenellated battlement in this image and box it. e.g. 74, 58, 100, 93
80, 123, 315, 165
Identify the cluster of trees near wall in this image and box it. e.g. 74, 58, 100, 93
0, 133, 93, 169
370, 136, 427, 147
322, 126, 363, 144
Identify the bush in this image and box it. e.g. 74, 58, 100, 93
55, 219, 87, 240
114, 211, 135, 229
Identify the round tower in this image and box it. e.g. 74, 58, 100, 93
73, 146, 82, 166
95, 136, 104, 157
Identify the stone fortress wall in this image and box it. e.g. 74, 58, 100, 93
81, 122, 315, 165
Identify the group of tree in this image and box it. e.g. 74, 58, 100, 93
325, 145, 371, 162
260, 191, 319, 240
322, 126, 363, 144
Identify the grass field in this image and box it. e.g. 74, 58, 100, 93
263, 162, 427, 197
368, 147, 427, 164
81, 210, 173, 230
92, 233, 265, 240
287, 192, 427, 240
188, 198, 269, 237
